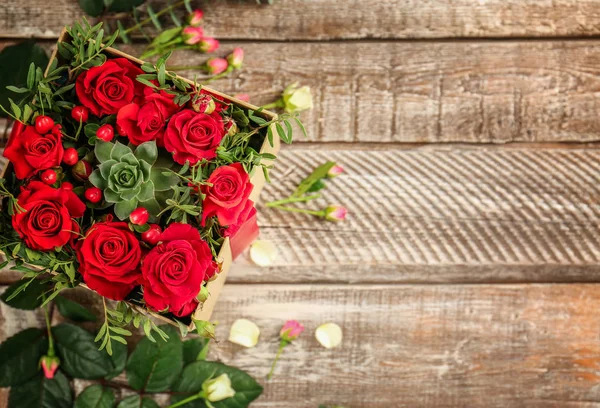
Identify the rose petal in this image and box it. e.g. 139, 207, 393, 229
315, 323, 343, 349
249, 240, 278, 267
228, 318, 260, 348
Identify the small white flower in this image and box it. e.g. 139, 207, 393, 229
228, 318, 261, 348
203, 373, 236, 402
250, 240, 278, 267
315, 323, 343, 349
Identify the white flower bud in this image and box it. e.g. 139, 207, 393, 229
203, 373, 236, 402
282, 83, 314, 113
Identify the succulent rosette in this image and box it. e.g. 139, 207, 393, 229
89, 140, 178, 220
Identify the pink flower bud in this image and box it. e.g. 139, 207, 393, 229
206, 58, 229, 75
199, 37, 220, 53
327, 165, 344, 178
280, 320, 304, 342
187, 9, 204, 26
234, 93, 250, 102
40, 355, 60, 379
324, 205, 347, 222
224, 117, 238, 136
182, 26, 204, 45
192, 93, 216, 114
227, 47, 244, 69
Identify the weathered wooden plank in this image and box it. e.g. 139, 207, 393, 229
206, 283, 600, 408
6, 40, 600, 143
4, 0, 600, 40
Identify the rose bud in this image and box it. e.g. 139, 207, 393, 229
191, 94, 216, 114
84, 187, 102, 203
315, 322, 343, 349
324, 205, 347, 222
202, 374, 236, 402
224, 117, 238, 137
206, 58, 228, 75
141, 223, 162, 245
327, 164, 344, 178
182, 26, 204, 45
40, 355, 60, 379
187, 9, 204, 26
228, 318, 260, 348
199, 37, 220, 53
250, 240, 278, 267
234, 93, 250, 102
130, 207, 149, 225
227, 47, 244, 69
194, 319, 217, 340
282, 83, 314, 113
197, 285, 210, 302
96, 124, 115, 142
72, 160, 92, 181
63, 148, 79, 166
71, 105, 89, 122
40, 169, 57, 185
34, 115, 54, 134
280, 320, 304, 342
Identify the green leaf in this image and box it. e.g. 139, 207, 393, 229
0, 41, 48, 116
171, 361, 263, 408
135, 141, 158, 165
117, 395, 160, 408
108, 0, 143, 12
0, 328, 47, 387
293, 161, 337, 197
126, 325, 183, 392
84, 123, 100, 139
74, 385, 115, 408
182, 338, 208, 366
137, 181, 155, 202
8, 372, 72, 408
111, 141, 132, 160
53, 323, 115, 379
54, 296, 97, 322
78, 0, 104, 17
89, 169, 108, 190
1, 279, 49, 310
95, 141, 114, 163
114, 198, 138, 220
106, 339, 128, 380
147, 5, 163, 29
150, 168, 178, 191
117, 21, 130, 44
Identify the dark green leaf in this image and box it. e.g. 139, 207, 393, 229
106, 339, 128, 380
1, 279, 49, 310
147, 5, 162, 29
78, 0, 104, 17
8, 372, 72, 408
126, 325, 183, 392
54, 296, 97, 322
117, 21, 130, 44
53, 323, 114, 379
116, 395, 160, 408
108, 0, 143, 12
171, 361, 263, 408
182, 337, 208, 366
0, 328, 47, 387
74, 385, 115, 408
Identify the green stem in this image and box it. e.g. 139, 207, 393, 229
262, 99, 284, 110
266, 194, 321, 207
43, 304, 55, 357
268, 205, 325, 217
201, 67, 234, 85
122, 0, 187, 36
267, 340, 288, 380
167, 392, 205, 408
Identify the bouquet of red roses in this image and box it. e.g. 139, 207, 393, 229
0, 20, 302, 351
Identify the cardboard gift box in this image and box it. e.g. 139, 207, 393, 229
1, 28, 280, 327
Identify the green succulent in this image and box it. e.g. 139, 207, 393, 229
89, 141, 179, 220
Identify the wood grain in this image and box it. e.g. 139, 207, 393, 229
6, 40, 600, 144
4, 0, 600, 40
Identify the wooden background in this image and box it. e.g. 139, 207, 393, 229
3, 1, 600, 407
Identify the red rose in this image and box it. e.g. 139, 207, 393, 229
201, 163, 254, 228
12, 181, 85, 251
75, 58, 144, 117
140, 223, 215, 317
117, 89, 180, 145
3, 125, 63, 179
76, 221, 142, 301
164, 109, 225, 165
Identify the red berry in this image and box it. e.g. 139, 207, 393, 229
141, 224, 162, 245
96, 124, 115, 142
84, 187, 102, 203
35, 115, 54, 134
63, 148, 79, 166
40, 169, 57, 185
130, 207, 149, 225
61, 182, 74, 191
71, 106, 89, 123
